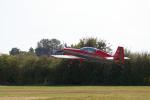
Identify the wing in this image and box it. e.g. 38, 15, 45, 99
105, 57, 130, 60
51, 55, 86, 60
124, 57, 130, 59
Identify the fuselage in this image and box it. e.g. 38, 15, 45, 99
63, 47, 112, 61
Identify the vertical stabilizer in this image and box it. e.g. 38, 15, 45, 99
114, 46, 124, 64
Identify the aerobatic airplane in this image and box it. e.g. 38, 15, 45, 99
51, 46, 130, 64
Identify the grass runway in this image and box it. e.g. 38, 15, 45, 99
0, 86, 150, 100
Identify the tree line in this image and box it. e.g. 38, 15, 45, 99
0, 37, 150, 85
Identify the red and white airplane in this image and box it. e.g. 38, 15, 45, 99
51, 46, 130, 64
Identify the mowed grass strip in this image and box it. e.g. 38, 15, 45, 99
0, 86, 150, 100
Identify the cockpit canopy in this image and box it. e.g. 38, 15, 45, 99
80, 47, 97, 53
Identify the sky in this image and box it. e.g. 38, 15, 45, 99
0, 0, 150, 54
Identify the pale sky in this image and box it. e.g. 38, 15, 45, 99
0, 0, 150, 54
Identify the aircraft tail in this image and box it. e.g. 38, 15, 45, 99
114, 46, 125, 64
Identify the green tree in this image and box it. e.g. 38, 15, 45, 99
9, 48, 20, 55
28, 47, 35, 54
0, 55, 19, 84
37, 39, 61, 50
35, 38, 61, 56
72, 37, 112, 53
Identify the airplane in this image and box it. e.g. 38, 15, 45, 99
51, 46, 130, 64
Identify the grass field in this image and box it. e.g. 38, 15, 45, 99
0, 86, 150, 100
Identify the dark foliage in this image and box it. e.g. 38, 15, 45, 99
0, 53, 149, 85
